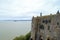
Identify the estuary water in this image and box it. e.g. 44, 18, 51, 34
0, 21, 31, 40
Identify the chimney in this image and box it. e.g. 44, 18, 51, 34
40, 12, 42, 17
56, 10, 60, 14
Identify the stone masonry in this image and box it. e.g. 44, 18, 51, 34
31, 11, 60, 40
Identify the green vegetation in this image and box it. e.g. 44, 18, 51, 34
13, 32, 31, 40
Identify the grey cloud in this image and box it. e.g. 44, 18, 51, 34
0, 0, 60, 20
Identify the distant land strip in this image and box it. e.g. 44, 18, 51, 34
0, 20, 32, 21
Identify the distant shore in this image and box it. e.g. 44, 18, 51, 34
0, 20, 31, 22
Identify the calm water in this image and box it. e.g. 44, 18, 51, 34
0, 21, 31, 40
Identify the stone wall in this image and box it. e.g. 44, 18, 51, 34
31, 14, 60, 40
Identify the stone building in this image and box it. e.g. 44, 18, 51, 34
31, 11, 60, 40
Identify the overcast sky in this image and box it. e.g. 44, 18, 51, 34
0, 0, 60, 20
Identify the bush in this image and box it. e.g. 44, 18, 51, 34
13, 32, 31, 40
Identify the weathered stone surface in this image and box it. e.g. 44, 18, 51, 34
31, 13, 60, 40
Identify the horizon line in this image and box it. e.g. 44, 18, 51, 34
0, 20, 32, 21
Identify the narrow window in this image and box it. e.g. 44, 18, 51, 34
49, 20, 51, 23
42, 20, 45, 23
39, 25, 44, 30
45, 20, 48, 24
57, 22, 59, 25
48, 26, 50, 30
